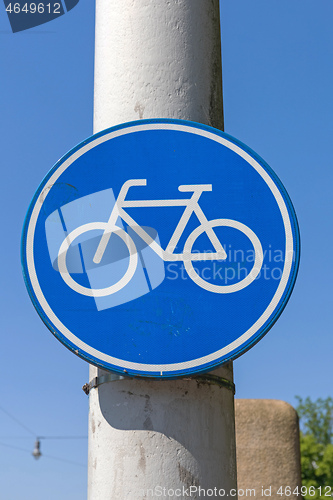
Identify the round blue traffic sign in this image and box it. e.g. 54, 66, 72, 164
22, 119, 300, 378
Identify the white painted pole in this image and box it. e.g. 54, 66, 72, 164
88, 1, 237, 498
93, 0, 223, 131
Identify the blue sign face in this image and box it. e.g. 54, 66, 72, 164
22, 119, 300, 378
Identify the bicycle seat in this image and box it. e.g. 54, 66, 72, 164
178, 184, 212, 192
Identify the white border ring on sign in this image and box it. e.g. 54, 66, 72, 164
24, 121, 296, 374
57, 223, 138, 297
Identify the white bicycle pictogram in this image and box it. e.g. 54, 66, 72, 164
57, 179, 263, 297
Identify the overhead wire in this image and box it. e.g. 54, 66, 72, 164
0, 441, 86, 467
41, 454, 86, 468
0, 405, 87, 440
0, 435, 87, 439
39, 435, 87, 440
0, 404, 87, 466
0, 436, 37, 439
0, 441, 32, 454
0, 405, 36, 436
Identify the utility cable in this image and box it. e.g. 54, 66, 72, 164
0, 435, 87, 440
0, 405, 36, 436
0, 405, 87, 440
0, 404, 87, 467
0, 441, 85, 467
0, 441, 32, 454
0, 436, 36, 439
39, 436, 87, 440
42, 454, 86, 468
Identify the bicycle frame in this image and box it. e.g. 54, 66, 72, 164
93, 179, 227, 264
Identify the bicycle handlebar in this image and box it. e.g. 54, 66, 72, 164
118, 179, 213, 202
118, 179, 147, 201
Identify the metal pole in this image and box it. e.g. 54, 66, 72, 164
88, 1, 237, 498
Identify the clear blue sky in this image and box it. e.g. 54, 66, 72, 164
1, 1, 332, 498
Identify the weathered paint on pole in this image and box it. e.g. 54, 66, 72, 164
93, 0, 223, 131
88, 365, 236, 498
88, 1, 237, 498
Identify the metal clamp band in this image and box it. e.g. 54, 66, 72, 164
82, 374, 129, 395
83, 373, 235, 395
189, 374, 236, 394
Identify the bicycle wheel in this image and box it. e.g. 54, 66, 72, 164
183, 219, 263, 293
57, 222, 138, 297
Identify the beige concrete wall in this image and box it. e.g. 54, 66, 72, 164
235, 399, 302, 499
